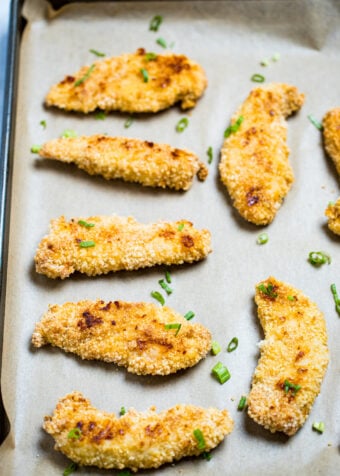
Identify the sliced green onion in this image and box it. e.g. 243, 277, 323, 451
176, 117, 189, 133
156, 37, 167, 48
61, 129, 77, 138
312, 422, 325, 434
118, 471, 131, 476
30, 144, 41, 153
227, 337, 238, 352
79, 240, 96, 248
260, 58, 269, 67
283, 379, 301, 396
165, 270, 171, 283
224, 115, 244, 138
40, 119, 46, 129
184, 311, 195, 321
257, 232, 268, 245
140, 68, 149, 82
89, 48, 105, 57
251, 73, 265, 83
124, 117, 134, 128
308, 251, 331, 266
201, 451, 212, 461
164, 323, 181, 336
178, 223, 185, 231
328, 201, 335, 207
95, 111, 106, 120
330, 283, 340, 316
211, 340, 221, 355
63, 462, 78, 476
206, 146, 213, 164
212, 362, 231, 384
257, 282, 277, 298
145, 52, 157, 61
159, 279, 173, 295
237, 395, 247, 411
120, 406, 126, 416
67, 428, 82, 440
151, 290, 165, 306
74, 64, 95, 87
308, 114, 323, 130
272, 52, 280, 62
287, 295, 296, 301
149, 15, 163, 32
78, 220, 95, 228
193, 428, 206, 450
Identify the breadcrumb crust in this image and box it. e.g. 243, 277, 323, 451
325, 198, 340, 235
323, 107, 340, 176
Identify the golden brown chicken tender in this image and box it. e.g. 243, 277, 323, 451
45, 48, 207, 114
32, 300, 211, 375
219, 83, 304, 225
35, 215, 212, 279
37, 134, 208, 190
325, 198, 340, 236
247, 277, 329, 436
323, 107, 340, 176
44, 392, 233, 471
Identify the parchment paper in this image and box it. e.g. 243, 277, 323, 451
0, 0, 339, 474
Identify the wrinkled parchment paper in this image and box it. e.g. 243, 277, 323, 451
0, 0, 339, 474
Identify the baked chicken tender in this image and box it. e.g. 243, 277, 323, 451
32, 300, 212, 375
325, 198, 340, 236
34, 215, 212, 279
248, 277, 329, 436
44, 392, 233, 471
45, 48, 207, 113
323, 107, 340, 176
219, 83, 304, 225
37, 134, 208, 190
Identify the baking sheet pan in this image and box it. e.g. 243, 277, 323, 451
0, 0, 339, 474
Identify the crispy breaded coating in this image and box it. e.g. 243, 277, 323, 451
38, 134, 208, 191
32, 300, 212, 375
34, 215, 212, 279
248, 277, 329, 436
44, 392, 233, 471
325, 198, 340, 235
45, 48, 207, 114
219, 83, 304, 225
323, 107, 340, 176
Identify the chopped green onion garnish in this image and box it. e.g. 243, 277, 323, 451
227, 337, 238, 352
211, 340, 221, 355
67, 428, 82, 440
151, 290, 165, 306
287, 295, 296, 301
149, 15, 163, 32
140, 68, 149, 82
184, 311, 195, 321
63, 462, 78, 476
212, 362, 231, 384
272, 52, 280, 62
260, 58, 269, 66
159, 279, 173, 295
118, 471, 131, 476
95, 111, 106, 120
74, 64, 95, 87
201, 451, 212, 461
78, 220, 95, 228
165, 270, 171, 283
61, 129, 77, 138
79, 240, 96, 248
89, 48, 105, 57
308, 114, 323, 130
257, 232, 268, 245
308, 251, 331, 266
328, 201, 335, 207
30, 144, 41, 153
193, 428, 206, 450
257, 282, 277, 298
224, 115, 244, 138
312, 422, 325, 434
237, 395, 247, 411
251, 73, 265, 83
330, 283, 340, 316
124, 117, 133, 128
283, 379, 301, 396
178, 223, 185, 231
164, 323, 181, 336
206, 146, 213, 164
145, 52, 157, 61
156, 37, 167, 48
40, 119, 47, 129
120, 406, 126, 416
176, 117, 189, 133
